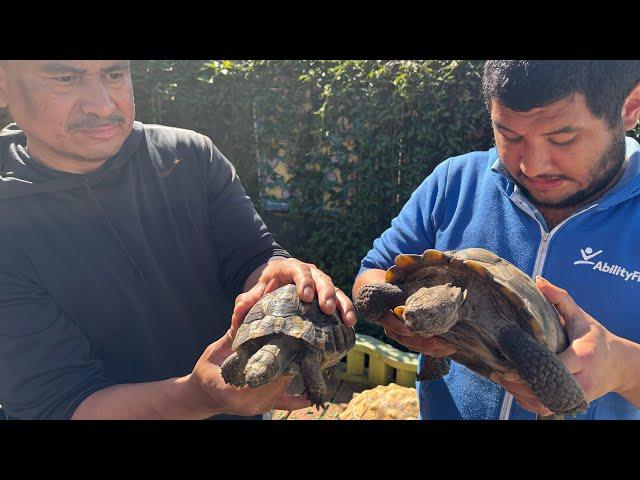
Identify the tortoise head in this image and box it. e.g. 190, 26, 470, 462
402, 283, 468, 336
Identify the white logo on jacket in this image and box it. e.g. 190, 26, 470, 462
573, 247, 603, 265
574, 246, 640, 282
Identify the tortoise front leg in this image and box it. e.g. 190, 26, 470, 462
244, 335, 299, 387
416, 356, 450, 381
221, 343, 260, 387
300, 345, 326, 409
496, 326, 588, 417
354, 283, 408, 323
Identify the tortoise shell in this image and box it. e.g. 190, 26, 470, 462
339, 383, 419, 420
386, 247, 568, 355
233, 284, 355, 369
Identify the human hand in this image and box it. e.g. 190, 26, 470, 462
232, 258, 357, 333
187, 329, 311, 417
378, 310, 457, 357
491, 276, 623, 416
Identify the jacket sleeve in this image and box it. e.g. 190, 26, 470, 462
0, 264, 115, 419
358, 160, 451, 276
204, 139, 290, 298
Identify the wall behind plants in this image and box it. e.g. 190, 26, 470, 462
129, 60, 497, 345
131, 60, 496, 286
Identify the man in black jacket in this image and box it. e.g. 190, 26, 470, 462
0, 60, 356, 419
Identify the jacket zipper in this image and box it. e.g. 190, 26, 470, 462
498, 195, 598, 420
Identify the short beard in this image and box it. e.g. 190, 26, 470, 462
515, 130, 626, 209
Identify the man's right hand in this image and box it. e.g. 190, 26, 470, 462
377, 311, 457, 356
186, 329, 311, 417
353, 268, 456, 358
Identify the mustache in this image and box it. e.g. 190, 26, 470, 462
69, 114, 125, 130
518, 172, 571, 182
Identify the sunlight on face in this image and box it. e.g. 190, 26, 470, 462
1, 60, 135, 173
491, 93, 626, 209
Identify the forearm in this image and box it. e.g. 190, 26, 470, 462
613, 335, 640, 407
352, 268, 387, 300
71, 374, 219, 420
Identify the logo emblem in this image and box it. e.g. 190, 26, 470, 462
573, 246, 603, 265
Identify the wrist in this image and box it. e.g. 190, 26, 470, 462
611, 335, 640, 399
174, 373, 224, 419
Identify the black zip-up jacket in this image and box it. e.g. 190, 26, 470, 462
0, 122, 289, 419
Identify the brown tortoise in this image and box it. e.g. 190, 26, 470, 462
354, 247, 588, 417
221, 284, 356, 408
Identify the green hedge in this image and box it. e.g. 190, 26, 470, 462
3, 61, 640, 347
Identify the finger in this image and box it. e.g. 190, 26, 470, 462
286, 261, 315, 303
502, 369, 523, 383
261, 277, 281, 296
310, 268, 337, 315
232, 283, 266, 329
515, 397, 553, 417
536, 276, 581, 323
384, 328, 456, 356
557, 344, 583, 375
274, 393, 313, 411
498, 380, 540, 400
377, 311, 416, 336
335, 289, 357, 327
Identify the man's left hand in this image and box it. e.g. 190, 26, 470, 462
491, 276, 623, 416
231, 258, 357, 333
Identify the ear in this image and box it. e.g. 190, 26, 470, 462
621, 82, 640, 131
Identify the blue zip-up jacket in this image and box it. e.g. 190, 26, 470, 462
359, 137, 640, 420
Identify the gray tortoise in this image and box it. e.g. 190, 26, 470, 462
221, 284, 356, 408
354, 247, 588, 417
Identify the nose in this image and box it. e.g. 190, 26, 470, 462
79, 78, 117, 118
519, 142, 555, 178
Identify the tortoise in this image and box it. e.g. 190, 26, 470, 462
221, 283, 356, 408
354, 247, 588, 417
339, 383, 419, 420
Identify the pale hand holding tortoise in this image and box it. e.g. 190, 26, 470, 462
354, 247, 588, 418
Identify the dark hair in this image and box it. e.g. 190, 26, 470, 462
482, 60, 640, 128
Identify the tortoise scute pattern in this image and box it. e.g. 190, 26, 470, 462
339, 383, 419, 420
222, 284, 355, 407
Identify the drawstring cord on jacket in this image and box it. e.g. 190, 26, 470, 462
83, 178, 145, 280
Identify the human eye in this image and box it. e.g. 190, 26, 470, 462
501, 131, 522, 143
548, 135, 578, 147
52, 74, 76, 84
104, 69, 128, 83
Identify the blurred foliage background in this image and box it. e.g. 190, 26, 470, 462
3, 60, 639, 346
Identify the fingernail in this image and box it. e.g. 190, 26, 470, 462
303, 286, 314, 299
325, 297, 336, 308
503, 371, 520, 381
346, 311, 357, 325
536, 275, 549, 286
489, 373, 500, 383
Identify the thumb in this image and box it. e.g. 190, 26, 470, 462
208, 329, 236, 364
231, 282, 266, 330
535, 276, 582, 328
556, 342, 583, 375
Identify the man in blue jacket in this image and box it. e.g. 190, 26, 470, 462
0, 60, 356, 419
353, 60, 640, 419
